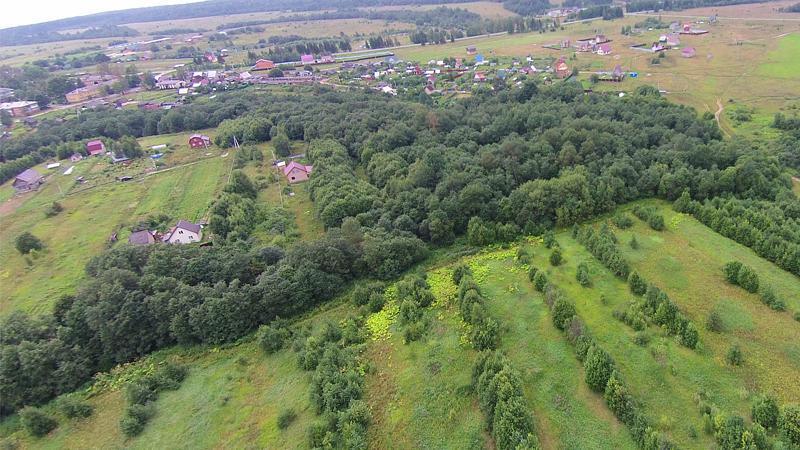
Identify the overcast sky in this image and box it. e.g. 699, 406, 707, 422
1, 0, 200, 29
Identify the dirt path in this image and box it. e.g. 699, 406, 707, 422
714, 98, 732, 137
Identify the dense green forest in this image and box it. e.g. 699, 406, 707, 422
2, 82, 798, 418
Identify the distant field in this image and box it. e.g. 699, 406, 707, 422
0, 132, 232, 317
362, 1, 518, 19
755, 32, 800, 78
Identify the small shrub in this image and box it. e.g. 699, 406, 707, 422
258, 321, 292, 354
633, 331, 650, 346
628, 271, 647, 296
58, 397, 93, 419
584, 345, 615, 392
736, 266, 759, 293
751, 394, 779, 429
120, 403, 155, 437
403, 320, 428, 344
612, 214, 633, 229
629, 235, 639, 249
367, 292, 385, 313
795, 311, 800, 322
44, 201, 64, 218
533, 271, 548, 292
527, 266, 538, 282
705, 310, 724, 333
726, 345, 743, 366
723, 261, 742, 284
20, 407, 57, 437
549, 247, 563, 266
15, 232, 43, 255
277, 408, 297, 430
779, 404, 800, 445
760, 287, 785, 311
576, 262, 591, 287
543, 230, 556, 248
552, 297, 577, 331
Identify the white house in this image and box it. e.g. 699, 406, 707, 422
164, 220, 202, 244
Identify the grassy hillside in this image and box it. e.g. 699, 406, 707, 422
0, 302, 355, 449
3, 200, 797, 448
0, 135, 232, 317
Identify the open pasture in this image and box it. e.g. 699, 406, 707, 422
0, 132, 232, 317
0, 301, 356, 449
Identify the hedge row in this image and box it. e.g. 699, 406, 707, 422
294, 317, 370, 449
472, 351, 540, 450
628, 273, 699, 349
531, 270, 677, 450
575, 224, 630, 278
453, 265, 501, 351
723, 261, 786, 311
121, 362, 188, 437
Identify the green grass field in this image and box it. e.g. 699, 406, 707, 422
365, 269, 487, 449
3, 198, 797, 448
0, 301, 355, 449
0, 143, 232, 317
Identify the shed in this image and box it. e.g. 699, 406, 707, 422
13, 168, 44, 192
188, 134, 211, 149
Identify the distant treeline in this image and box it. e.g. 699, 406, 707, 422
625, 0, 770, 12
269, 39, 352, 61
501, 0, 553, 15
0, 25, 139, 47
217, 7, 483, 31
570, 5, 624, 19
0, 0, 482, 46
563, 0, 612, 6
779, 2, 800, 11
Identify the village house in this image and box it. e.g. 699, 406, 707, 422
86, 140, 106, 156
554, 57, 571, 78
70, 153, 84, 162
466, 45, 477, 55
0, 101, 40, 117
611, 65, 625, 82
300, 54, 315, 65
681, 47, 697, 58
156, 79, 185, 90
283, 161, 313, 183
320, 54, 335, 64
128, 230, 156, 245
596, 44, 612, 55
188, 134, 211, 149
163, 220, 202, 244
13, 168, 44, 193
473, 72, 487, 82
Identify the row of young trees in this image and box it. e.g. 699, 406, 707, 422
454, 265, 501, 351
452, 264, 540, 449
529, 271, 676, 449
723, 261, 787, 312
673, 193, 800, 276
627, 273, 700, 349
472, 351, 540, 450
575, 224, 630, 278
293, 318, 371, 448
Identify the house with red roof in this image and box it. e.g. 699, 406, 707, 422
681, 47, 696, 58
86, 140, 106, 156
252, 59, 275, 71
554, 57, 570, 78
188, 134, 211, 149
283, 161, 313, 183
300, 54, 315, 65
